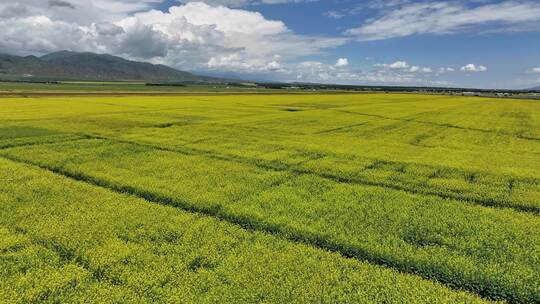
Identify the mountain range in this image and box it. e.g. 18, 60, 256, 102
0, 51, 226, 83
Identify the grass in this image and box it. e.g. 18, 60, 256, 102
1, 91, 539, 303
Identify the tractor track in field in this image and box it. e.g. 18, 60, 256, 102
0, 135, 89, 150
71, 134, 540, 215
313, 122, 371, 134
1, 132, 538, 215
334, 109, 540, 142
0, 153, 507, 303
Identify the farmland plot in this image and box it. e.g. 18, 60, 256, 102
1, 93, 539, 303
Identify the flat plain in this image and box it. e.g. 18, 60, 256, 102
1, 92, 539, 303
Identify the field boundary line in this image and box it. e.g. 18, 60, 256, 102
80, 134, 540, 215
0, 153, 500, 302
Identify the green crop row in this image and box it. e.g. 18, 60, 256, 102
0, 158, 488, 303
2, 139, 538, 302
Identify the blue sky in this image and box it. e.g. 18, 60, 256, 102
1, 0, 540, 88
246, 0, 540, 89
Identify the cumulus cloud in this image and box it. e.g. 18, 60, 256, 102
0, 1, 345, 72
266, 60, 282, 71
460, 64, 487, 72
117, 21, 169, 58
335, 58, 349, 67
346, 1, 540, 40
94, 22, 125, 36
113, 2, 346, 69
0, 16, 89, 56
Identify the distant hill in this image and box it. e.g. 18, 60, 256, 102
0, 51, 227, 83
528, 86, 540, 91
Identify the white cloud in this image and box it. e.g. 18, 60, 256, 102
179, 0, 317, 8
0, 0, 500, 87
326, 11, 345, 19
409, 66, 432, 73
436, 67, 454, 74
120, 3, 287, 36
266, 60, 282, 71
376, 60, 410, 69
346, 1, 540, 40
335, 58, 349, 67
530, 67, 540, 73
460, 64, 487, 72
376, 61, 439, 74
0, 2, 346, 72
375, 61, 441, 74
116, 21, 169, 58
118, 2, 346, 70
0, 0, 163, 25
388, 61, 409, 69
0, 16, 89, 56
284, 59, 450, 86
367, 0, 412, 9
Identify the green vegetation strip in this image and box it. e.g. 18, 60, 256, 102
2, 139, 538, 303
0, 158, 488, 303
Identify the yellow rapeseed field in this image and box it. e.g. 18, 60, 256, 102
1, 93, 539, 303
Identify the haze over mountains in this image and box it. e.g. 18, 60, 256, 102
0, 51, 226, 83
